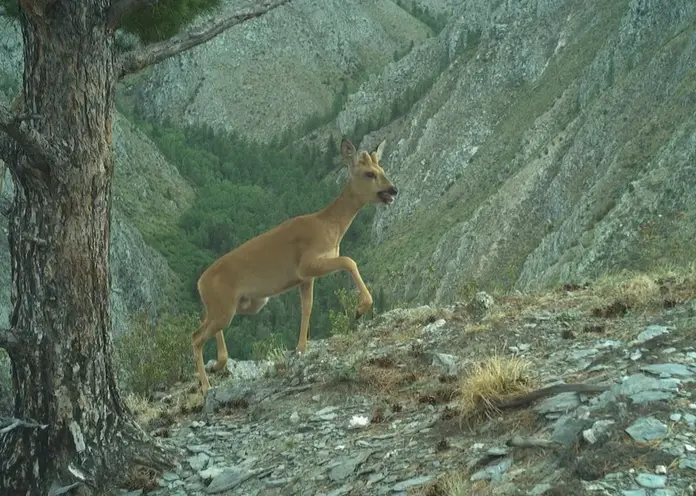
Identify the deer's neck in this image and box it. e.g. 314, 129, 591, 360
318, 183, 365, 237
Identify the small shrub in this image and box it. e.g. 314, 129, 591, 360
329, 287, 360, 336
251, 333, 288, 376
250, 332, 285, 361
114, 312, 198, 397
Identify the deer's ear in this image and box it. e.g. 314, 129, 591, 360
340, 138, 357, 165
374, 139, 386, 162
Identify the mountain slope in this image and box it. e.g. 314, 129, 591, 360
124, 0, 433, 143
351, 0, 696, 304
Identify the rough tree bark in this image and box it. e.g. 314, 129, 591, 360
0, 0, 290, 493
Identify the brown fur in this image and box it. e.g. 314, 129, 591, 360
192, 137, 397, 395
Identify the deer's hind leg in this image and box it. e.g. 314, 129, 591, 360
203, 296, 269, 378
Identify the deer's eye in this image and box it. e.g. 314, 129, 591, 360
365, 171, 376, 179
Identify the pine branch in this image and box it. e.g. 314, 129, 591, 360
106, 0, 160, 30
0, 102, 69, 170
118, 0, 292, 79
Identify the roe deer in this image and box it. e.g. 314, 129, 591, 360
192, 137, 398, 395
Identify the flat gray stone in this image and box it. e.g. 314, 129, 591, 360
431, 352, 458, 375
315, 406, 340, 421
630, 391, 674, 404
632, 325, 673, 345
583, 419, 615, 445
625, 416, 668, 442
329, 451, 373, 482
470, 457, 513, 482
391, 475, 436, 491
552, 415, 592, 447
203, 384, 253, 414
486, 446, 510, 456
679, 456, 696, 470
615, 374, 680, 396
187, 452, 209, 472
634, 473, 666, 489
640, 363, 694, 377
206, 467, 254, 494
530, 483, 552, 495
685, 413, 696, 427
621, 491, 646, 496
569, 349, 597, 361
535, 392, 581, 414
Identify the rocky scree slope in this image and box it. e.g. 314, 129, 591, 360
118, 275, 696, 495
124, 0, 433, 143
332, 0, 696, 305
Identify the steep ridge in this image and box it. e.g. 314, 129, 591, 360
125, 0, 433, 143
347, 0, 696, 305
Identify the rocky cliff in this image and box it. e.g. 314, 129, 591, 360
348, 0, 696, 304
125, 0, 433, 143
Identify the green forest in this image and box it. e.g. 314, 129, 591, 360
122, 111, 390, 361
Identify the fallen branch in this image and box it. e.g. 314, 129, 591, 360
47, 481, 83, 496
491, 383, 611, 410
0, 417, 49, 434
118, 0, 292, 78
0, 102, 68, 170
506, 435, 559, 449
107, 0, 160, 29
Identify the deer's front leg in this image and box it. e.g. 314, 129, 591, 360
297, 279, 314, 353
299, 256, 373, 318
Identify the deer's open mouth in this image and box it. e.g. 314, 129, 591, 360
377, 190, 396, 205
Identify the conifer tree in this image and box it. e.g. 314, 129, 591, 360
0, 0, 290, 492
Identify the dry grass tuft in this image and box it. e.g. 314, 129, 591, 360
358, 364, 416, 394
593, 265, 696, 312
124, 381, 204, 428
176, 389, 204, 414
124, 393, 165, 426
123, 466, 159, 492
596, 272, 659, 309
458, 353, 535, 419
440, 472, 473, 496
409, 472, 481, 496
464, 322, 492, 333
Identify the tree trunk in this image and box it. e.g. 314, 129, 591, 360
0, 3, 174, 493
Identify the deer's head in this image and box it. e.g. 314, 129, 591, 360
341, 137, 398, 206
